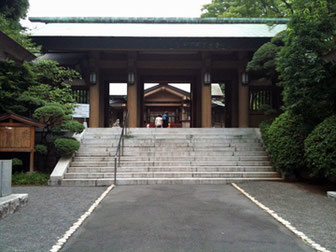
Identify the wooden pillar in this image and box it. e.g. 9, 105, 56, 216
231, 76, 239, 127
29, 127, 35, 173
238, 67, 249, 128
138, 80, 144, 127
89, 52, 101, 128
127, 52, 139, 128
99, 73, 105, 127
127, 80, 138, 128
201, 53, 212, 128
201, 80, 212, 128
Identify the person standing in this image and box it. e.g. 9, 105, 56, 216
162, 111, 169, 128
155, 115, 163, 128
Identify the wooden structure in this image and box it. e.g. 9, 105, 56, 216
144, 84, 190, 128
0, 30, 36, 63
30, 17, 286, 128
0, 113, 45, 172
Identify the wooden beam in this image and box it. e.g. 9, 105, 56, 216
97, 59, 244, 70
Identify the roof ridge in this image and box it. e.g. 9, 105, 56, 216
29, 17, 289, 24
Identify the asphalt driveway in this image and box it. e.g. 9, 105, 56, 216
62, 185, 313, 252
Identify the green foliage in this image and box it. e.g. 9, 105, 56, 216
12, 158, 23, 166
1, 60, 80, 117
201, 0, 293, 18
0, 0, 39, 53
62, 120, 85, 134
0, 60, 36, 114
304, 115, 336, 178
31, 60, 81, 88
276, 0, 336, 126
12, 172, 49, 186
33, 103, 66, 126
0, 15, 40, 54
35, 144, 48, 155
261, 112, 310, 176
54, 138, 80, 157
247, 33, 284, 82
0, 0, 29, 22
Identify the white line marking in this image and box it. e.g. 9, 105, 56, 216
231, 183, 330, 252
49, 185, 115, 252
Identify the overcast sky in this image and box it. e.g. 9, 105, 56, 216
26, 0, 211, 18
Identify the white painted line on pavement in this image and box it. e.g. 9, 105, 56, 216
231, 183, 330, 252
49, 184, 115, 252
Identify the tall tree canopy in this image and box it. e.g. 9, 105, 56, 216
0, 0, 38, 53
201, 0, 293, 18
276, 0, 336, 125
0, 0, 29, 22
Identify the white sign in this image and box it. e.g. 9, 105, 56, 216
72, 104, 90, 118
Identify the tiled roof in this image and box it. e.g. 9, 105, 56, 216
29, 17, 289, 24
29, 17, 287, 38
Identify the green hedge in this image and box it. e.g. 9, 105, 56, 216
12, 173, 49, 186
54, 138, 80, 156
35, 144, 48, 155
260, 112, 309, 177
62, 120, 85, 134
304, 115, 336, 178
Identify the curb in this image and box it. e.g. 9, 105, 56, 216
49, 184, 115, 252
232, 183, 330, 252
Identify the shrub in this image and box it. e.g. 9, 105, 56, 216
54, 138, 80, 156
261, 112, 310, 177
12, 172, 49, 185
12, 158, 23, 166
62, 120, 85, 134
304, 115, 336, 178
33, 103, 66, 126
35, 144, 47, 155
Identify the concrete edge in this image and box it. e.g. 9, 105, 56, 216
232, 183, 331, 252
327, 191, 336, 201
49, 184, 115, 252
0, 193, 28, 220
49, 129, 87, 186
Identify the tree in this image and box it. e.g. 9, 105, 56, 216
276, 0, 336, 126
0, 60, 80, 117
0, 0, 39, 53
0, 0, 29, 22
201, 0, 293, 18
0, 59, 83, 170
247, 33, 284, 84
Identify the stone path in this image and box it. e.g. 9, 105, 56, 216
61, 185, 313, 252
0, 186, 106, 252
239, 181, 336, 252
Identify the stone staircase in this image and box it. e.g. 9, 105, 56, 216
60, 128, 282, 186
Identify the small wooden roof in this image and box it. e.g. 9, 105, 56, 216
144, 84, 190, 99
0, 113, 45, 128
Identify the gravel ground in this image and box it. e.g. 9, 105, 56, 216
237, 181, 336, 252
0, 186, 107, 252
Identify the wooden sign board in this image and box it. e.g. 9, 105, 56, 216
0, 113, 44, 172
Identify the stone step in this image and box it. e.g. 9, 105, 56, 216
75, 149, 266, 157
53, 128, 280, 186
72, 155, 269, 162
70, 160, 272, 167
77, 144, 264, 152
81, 138, 261, 145
64, 171, 280, 179
67, 166, 275, 173
60, 177, 283, 186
